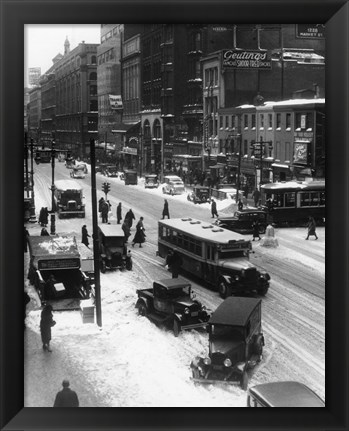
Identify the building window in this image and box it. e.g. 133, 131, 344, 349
195, 61, 201, 78
219, 116, 223, 128
260, 114, 264, 129
89, 100, 98, 111
195, 32, 201, 50
251, 114, 256, 129
90, 85, 97, 96
243, 139, 248, 155
231, 115, 236, 129
91, 55, 97, 64
286, 113, 291, 130
89, 72, 97, 81
268, 114, 273, 129
276, 113, 281, 129
225, 116, 229, 128
244, 114, 248, 129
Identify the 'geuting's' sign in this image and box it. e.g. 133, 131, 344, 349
222, 49, 272, 70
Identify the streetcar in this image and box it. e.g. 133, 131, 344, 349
260, 180, 325, 226
34, 148, 52, 164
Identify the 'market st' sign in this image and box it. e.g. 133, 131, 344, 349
222, 49, 272, 70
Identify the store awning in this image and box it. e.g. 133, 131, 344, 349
271, 163, 290, 169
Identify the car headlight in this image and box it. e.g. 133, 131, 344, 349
224, 358, 232, 367
203, 357, 211, 366
184, 307, 190, 315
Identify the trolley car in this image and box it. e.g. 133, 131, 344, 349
260, 180, 325, 226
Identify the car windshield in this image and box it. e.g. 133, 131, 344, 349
210, 324, 244, 341
218, 249, 247, 259
166, 286, 191, 298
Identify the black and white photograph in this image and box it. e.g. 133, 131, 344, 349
22, 23, 329, 409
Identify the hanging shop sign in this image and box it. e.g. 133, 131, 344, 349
222, 49, 271, 70
293, 141, 309, 165
296, 24, 325, 39
109, 95, 123, 110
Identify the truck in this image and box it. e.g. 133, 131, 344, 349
135, 278, 210, 337
54, 179, 85, 219
27, 235, 93, 310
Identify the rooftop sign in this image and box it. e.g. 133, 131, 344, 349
222, 50, 271, 70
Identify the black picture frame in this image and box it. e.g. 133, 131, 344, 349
1, 1, 348, 430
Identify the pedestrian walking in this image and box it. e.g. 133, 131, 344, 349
40, 303, 56, 352
244, 184, 249, 199
53, 380, 79, 407
125, 250, 133, 271
305, 216, 318, 240
41, 227, 50, 236
125, 209, 136, 229
116, 203, 122, 224
81, 225, 90, 247
132, 217, 146, 248
162, 199, 170, 219
101, 200, 109, 224
252, 220, 261, 241
122, 220, 131, 242
252, 188, 261, 207
237, 198, 244, 211
166, 249, 183, 278
42, 207, 49, 227
98, 197, 105, 213
24, 226, 30, 252
211, 199, 218, 218
38, 207, 45, 227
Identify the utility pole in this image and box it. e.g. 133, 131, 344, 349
24, 132, 29, 198
90, 138, 102, 327
50, 137, 56, 235
29, 138, 36, 222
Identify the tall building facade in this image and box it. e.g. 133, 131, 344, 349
28, 86, 41, 143
97, 24, 124, 152
54, 39, 98, 157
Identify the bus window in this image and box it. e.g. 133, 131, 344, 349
284, 192, 295, 207
310, 192, 320, 206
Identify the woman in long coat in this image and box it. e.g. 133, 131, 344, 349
132, 217, 146, 248
306, 216, 318, 240
40, 304, 56, 352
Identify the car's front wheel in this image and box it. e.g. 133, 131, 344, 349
138, 302, 148, 317
218, 280, 232, 298
173, 319, 181, 337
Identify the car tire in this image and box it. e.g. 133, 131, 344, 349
218, 280, 231, 299
240, 370, 248, 391
138, 302, 148, 316
173, 319, 181, 337
100, 260, 106, 274
257, 285, 268, 296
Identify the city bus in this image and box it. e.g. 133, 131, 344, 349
158, 218, 270, 298
260, 180, 325, 226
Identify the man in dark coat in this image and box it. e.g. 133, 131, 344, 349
211, 199, 218, 218
40, 304, 55, 352
252, 188, 261, 207
132, 217, 145, 248
81, 225, 90, 247
162, 199, 170, 219
116, 203, 122, 224
98, 197, 105, 213
122, 220, 131, 242
252, 220, 261, 241
125, 209, 136, 229
167, 250, 183, 278
53, 380, 79, 407
38, 207, 45, 227
101, 201, 109, 223
42, 207, 49, 227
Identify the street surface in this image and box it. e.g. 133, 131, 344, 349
24, 162, 325, 407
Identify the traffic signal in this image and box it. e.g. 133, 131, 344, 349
102, 182, 111, 195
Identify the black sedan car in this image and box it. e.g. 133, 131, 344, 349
215, 209, 268, 234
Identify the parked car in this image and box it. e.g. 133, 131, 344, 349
162, 175, 185, 195
215, 209, 268, 234
144, 174, 159, 188
190, 297, 264, 390
96, 163, 109, 174
135, 277, 210, 337
247, 381, 325, 407
98, 225, 128, 273
102, 165, 118, 177
187, 186, 210, 204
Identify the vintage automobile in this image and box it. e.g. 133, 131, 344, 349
162, 175, 185, 195
135, 277, 210, 337
102, 165, 118, 177
27, 235, 93, 309
123, 169, 138, 185
54, 179, 85, 218
187, 186, 210, 204
247, 381, 325, 407
98, 225, 128, 273
144, 174, 159, 189
215, 209, 268, 234
190, 297, 264, 390
70, 165, 86, 179
65, 157, 76, 169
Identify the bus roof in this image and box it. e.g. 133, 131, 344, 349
248, 381, 325, 407
261, 180, 325, 192
54, 179, 83, 191
210, 297, 261, 327
159, 218, 249, 245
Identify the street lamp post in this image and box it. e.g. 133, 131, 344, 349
50, 139, 56, 235
24, 132, 29, 198
29, 138, 37, 222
